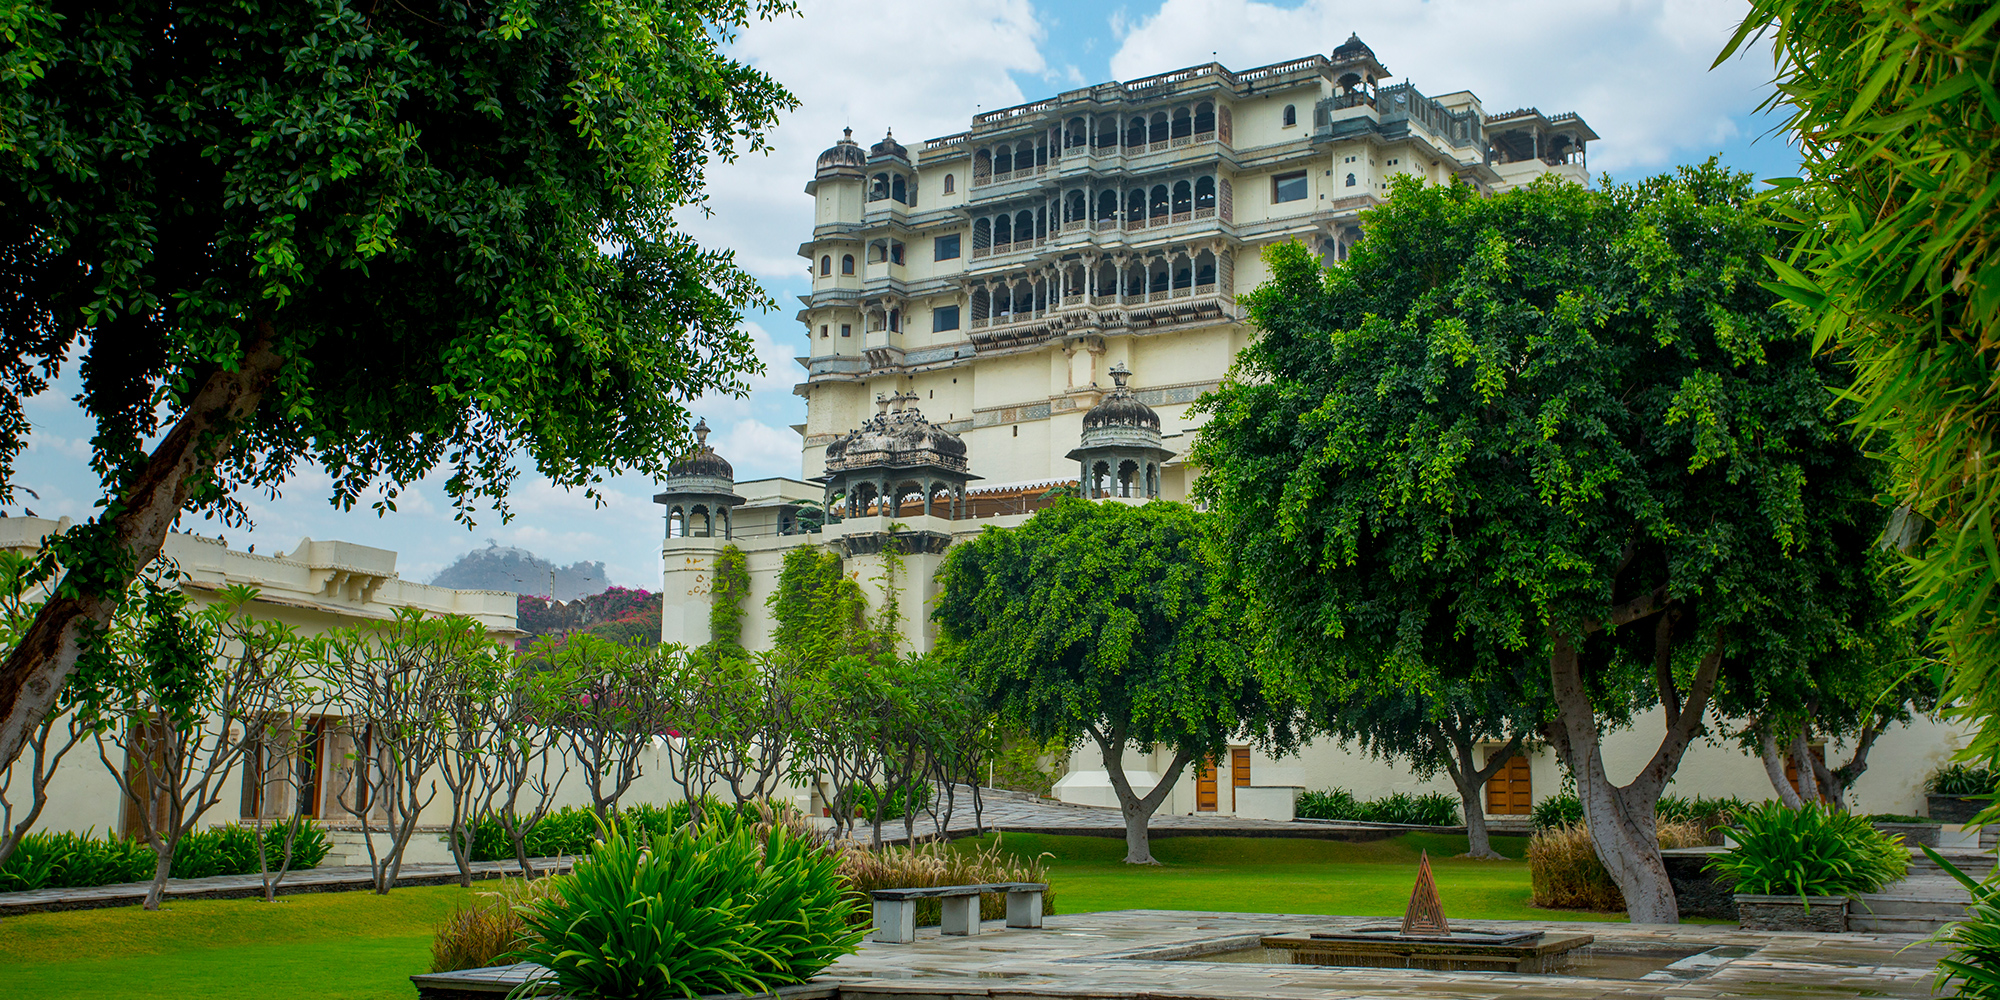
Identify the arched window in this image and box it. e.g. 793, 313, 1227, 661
1149, 112, 1168, 144
1126, 189, 1145, 224
1093, 462, 1112, 498
1066, 117, 1086, 147
973, 149, 992, 182
944, 173, 955, 194
892, 175, 907, 203
1118, 461, 1139, 498
1171, 108, 1191, 139
889, 309, 900, 332
994, 214, 1012, 245
1196, 250, 1217, 287
1174, 261, 1192, 289
1194, 102, 1215, 135
1149, 185, 1169, 220
995, 146, 1013, 174
1345, 173, 1357, 187
973, 218, 991, 250
871, 173, 889, 200
820, 255, 831, 276
1066, 191, 1085, 222
841, 254, 855, 275
1097, 190, 1118, 223
668, 507, 685, 538
1172, 180, 1191, 215
1146, 464, 1159, 497
1282, 104, 1297, 127
1126, 117, 1145, 147
1016, 210, 1034, 242
1195, 176, 1216, 211
691, 505, 711, 537
1150, 264, 1169, 294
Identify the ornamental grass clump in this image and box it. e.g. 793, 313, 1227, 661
513, 819, 863, 999
430, 876, 563, 973
1705, 802, 1907, 900
1528, 821, 1707, 912
837, 836, 1056, 925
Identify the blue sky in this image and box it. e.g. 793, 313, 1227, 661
12, 0, 1798, 591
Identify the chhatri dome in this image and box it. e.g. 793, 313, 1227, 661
652, 418, 744, 539
817, 392, 977, 519
1068, 362, 1174, 500
815, 127, 867, 180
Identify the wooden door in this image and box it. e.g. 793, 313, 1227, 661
1229, 746, 1251, 811
1485, 751, 1532, 815
1195, 759, 1218, 811
1784, 745, 1830, 802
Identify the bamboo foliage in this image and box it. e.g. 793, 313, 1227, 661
1721, 2, 2000, 765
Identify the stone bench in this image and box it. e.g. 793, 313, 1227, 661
869, 882, 1047, 943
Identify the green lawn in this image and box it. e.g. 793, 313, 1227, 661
1, 885, 479, 1000
0, 833, 1631, 1000
959, 831, 1636, 923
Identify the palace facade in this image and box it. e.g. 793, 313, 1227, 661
659, 39, 1959, 822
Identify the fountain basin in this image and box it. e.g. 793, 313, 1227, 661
1260, 927, 1596, 973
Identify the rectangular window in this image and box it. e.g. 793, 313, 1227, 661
1272, 171, 1308, 204
932, 305, 960, 332
819, 325, 828, 338
934, 233, 961, 261
840, 324, 852, 338
890, 242, 905, 265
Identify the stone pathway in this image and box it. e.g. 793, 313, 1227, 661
834, 787, 1455, 844
0, 856, 574, 916
415, 909, 1950, 1000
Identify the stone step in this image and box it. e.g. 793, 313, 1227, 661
1852, 895, 1970, 917
1848, 913, 1959, 934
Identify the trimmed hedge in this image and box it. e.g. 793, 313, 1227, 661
0, 820, 330, 892
1295, 788, 1460, 825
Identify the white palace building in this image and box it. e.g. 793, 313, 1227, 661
659, 38, 1961, 821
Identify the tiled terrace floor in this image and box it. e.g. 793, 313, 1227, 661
417, 909, 1950, 1000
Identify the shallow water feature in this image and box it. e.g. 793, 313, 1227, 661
1177, 943, 1738, 981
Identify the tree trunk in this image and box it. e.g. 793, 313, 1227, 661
0, 335, 285, 773
1548, 629, 1720, 925
1790, 732, 1822, 804
1445, 729, 1521, 861
1759, 727, 1807, 809
143, 838, 174, 911
1095, 725, 1193, 865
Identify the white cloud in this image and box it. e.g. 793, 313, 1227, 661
714, 419, 806, 481
1106, 0, 1774, 176
678, 0, 1049, 281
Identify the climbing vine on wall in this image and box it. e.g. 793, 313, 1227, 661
702, 545, 750, 663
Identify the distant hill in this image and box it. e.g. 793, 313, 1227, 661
428, 542, 609, 600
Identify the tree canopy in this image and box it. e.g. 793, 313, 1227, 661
1722, 1, 2000, 779
1191, 166, 1887, 921
0, 0, 794, 768
933, 498, 1299, 863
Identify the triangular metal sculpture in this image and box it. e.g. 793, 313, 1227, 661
1400, 850, 1452, 936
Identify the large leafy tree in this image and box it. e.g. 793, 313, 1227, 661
933, 498, 1300, 864
1300, 665, 1545, 860
1191, 167, 1886, 922
0, 0, 793, 769
1720, 2, 2000, 779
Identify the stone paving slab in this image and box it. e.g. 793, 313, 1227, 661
415, 909, 1951, 1000
0, 856, 575, 916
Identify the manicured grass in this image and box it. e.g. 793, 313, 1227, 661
1, 884, 480, 1000
959, 831, 1636, 923
2, 833, 1646, 999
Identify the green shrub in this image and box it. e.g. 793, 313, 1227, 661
1530, 794, 1585, 831
0, 830, 154, 891
514, 819, 863, 998
847, 783, 932, 820
168, 821, 332, 879
1294, 788, 1458, 826
1929, 763, 1999, 797
1705, 802, 1908, 899
469, 800, 745, 862
1927, 847, 2000, 998
1866, 813, 1932, 825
